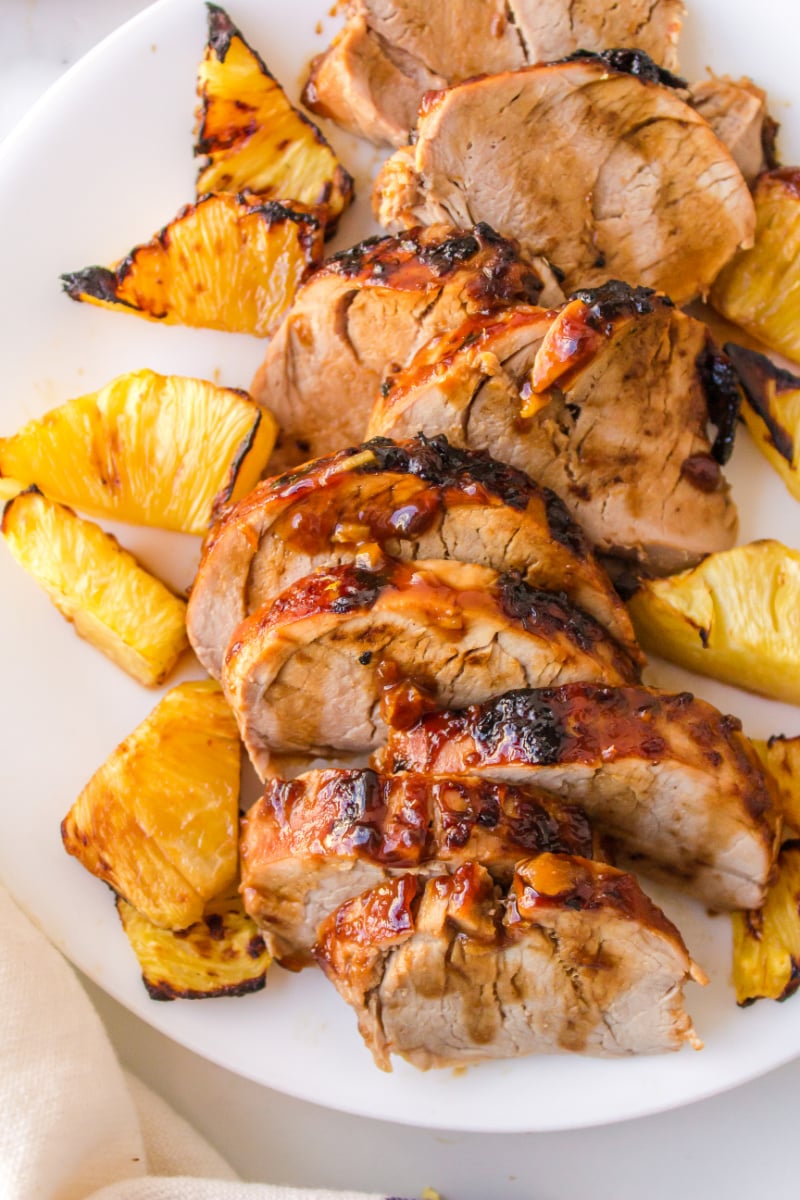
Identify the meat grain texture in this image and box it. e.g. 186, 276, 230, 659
374, 55, 755, 303
316, 858, 704, 1069
368, 284, 740, 572
187, 435, 640, 678
304, 0, 685, 146
250, 224, 551, 470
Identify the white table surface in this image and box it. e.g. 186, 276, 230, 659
2, 1, 798, 1194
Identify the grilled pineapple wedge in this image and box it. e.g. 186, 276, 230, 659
711, 169, 800, 365
2, 488, 187, 685
0, 370, 276, 534
725, 344, 800, 503
61, 192, 323, 336
62, 681, 240, 929
752, 736, 800, 836
196, 5, 353, 232
628, 541, 800, 705
117, 887, 270, 1000
732, 843, 800, 1005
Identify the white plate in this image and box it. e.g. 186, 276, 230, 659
2, 0, 800, 1134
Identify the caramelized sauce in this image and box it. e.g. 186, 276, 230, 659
508, 854, 686, 945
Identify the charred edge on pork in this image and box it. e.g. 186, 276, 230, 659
557, 48, 687, 91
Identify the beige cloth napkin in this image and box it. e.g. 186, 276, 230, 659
0, 884, 391, 1200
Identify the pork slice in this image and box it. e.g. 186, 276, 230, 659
240, 767, 594, 966
187, 433, 640, 678
221, 559, 641, 778
316, 857, 703, 1070
303, 2, 684, 148
692, 74, 779, 187
378, 684, 780, 910
250, 224, 549, 471
374, 54, 755, 303
368, 283, 740, 573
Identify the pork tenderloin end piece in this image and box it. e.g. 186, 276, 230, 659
187, 433, 641, 678
368, 283, 740, 574
316, 857, 703, 1070
378, 684, 780, 910
240, 767, 595, 967
373, 54, 755, 304
692, 74, 780, 187
221, 559, 641, 778
303, 2, 685, 148
249, 223, 549, 470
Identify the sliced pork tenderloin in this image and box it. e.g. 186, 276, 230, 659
316, 856, 704, 1070
368, 282, 740, 573
249, 224, 554, 470
692, 74, 779, 186
303, 2, 685, 147
187, 434, 640, 678
377, 684, 780, 910
221, 559, 641, 779
374, 52, 755, 303
240, 767, 595, 967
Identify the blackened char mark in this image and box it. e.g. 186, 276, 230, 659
543, 488, 588, 556
557, 48, 687, 91
498, 571, 599, 651
725, 342, 796, 465
328, 235, 387, 277
474, 689, 565, 764
699, 341, 744, 465
328, 566, 384, 613
418, 232, 481, 274
569, 279, 665, 331
363, 434, 535, 510
206, 4, 240, 62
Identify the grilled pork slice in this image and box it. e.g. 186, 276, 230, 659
374, 53, 755, 303
187, 434, 640, 678
691, 75, 779, 187
249, 223, 553, 470
221, 560, 640, 779
368, 283, 740, 573
316, 857, 703, 1070
240, 767, 595, 967
378, 685, 780, 910
303, 2, 685, 147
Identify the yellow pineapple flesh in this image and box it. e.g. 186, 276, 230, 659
732, 844, 800, 1004
0, 369, 277, 534
752, 735, 800, 836
725, 343, 800, 503
628, 540, 800, 705
61, 192, 323, 336
2, 488, 187, 685
62, 681, 241, 929
711, 169, 800, 365
117, 887, 270, 1000
196, 5, 353, 232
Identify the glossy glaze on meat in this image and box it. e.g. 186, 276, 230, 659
378, 683, 780, 909
316, 855, 703, 1069
240, 766, 595, 966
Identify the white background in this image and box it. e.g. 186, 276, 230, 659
1, 0, 799, 1194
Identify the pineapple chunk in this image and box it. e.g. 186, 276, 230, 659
752, 736, 800, 836
0, 477, 23, 504
62, 681, 240, 929
725, 343, 800, 503
2, 488, 187, 685
61, 192, 323, 336
711, 169, 800, 365
117, 887, 270, 1000
195, 5, 353, 232
0, 370, 276, 534
628, 541, 800, 705
732, 843, 800, 1004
